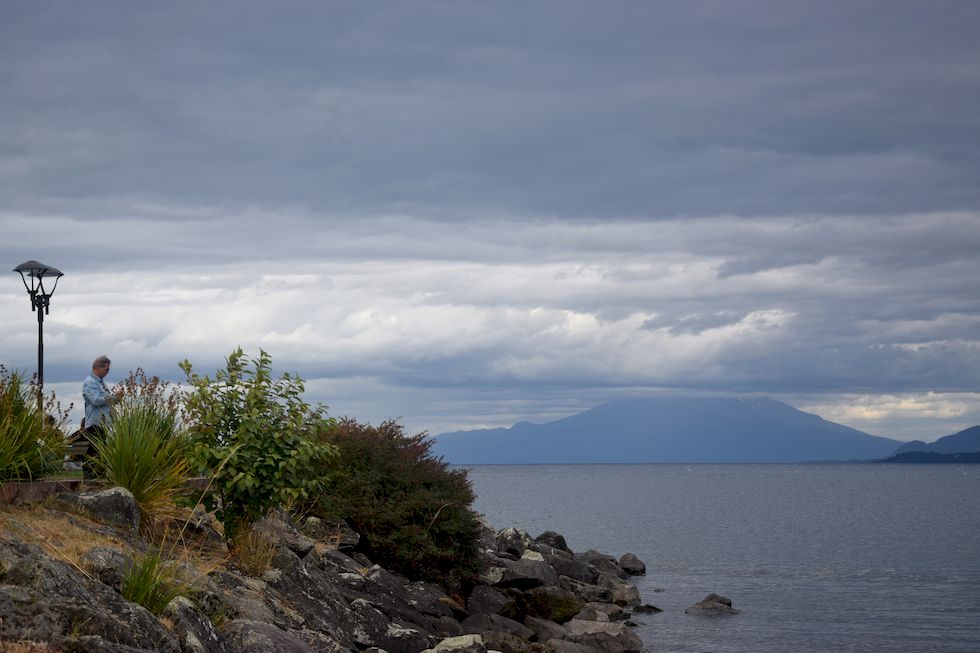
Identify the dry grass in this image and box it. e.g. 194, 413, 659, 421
231, 528, 277, 577
0, 640, 58, 652
0, 504, 133, 569
0, 504, 228, 581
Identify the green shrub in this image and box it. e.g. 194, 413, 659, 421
309, 418, 483, 591
0, 366, 68, 482
89, 395, 191, 534
180, 348, 338, 540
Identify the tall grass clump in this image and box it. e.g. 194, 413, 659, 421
89, 371, 191, 532
120, 548, 188, 614
0, 365, 68, 482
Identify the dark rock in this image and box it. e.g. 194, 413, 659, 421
404, 580, 464, 620
482, 630, 545, 653
460, 613, 535, 641
57, 486, 140, 532
495, 555, 560, 589
162, 595, 227, 653
632, 603, 662, 614
522, 585, 584, 623
221, 619, 316, 652
564, 619, 644, 653
685, 593, 739, 616
523, 614, 568, 643
617, 553, 646, 576
534, 530, 572, 554
546, 554, 599, 584
466, 584, 515, 616
574, 550, 626, 580
79, 546, 133, 592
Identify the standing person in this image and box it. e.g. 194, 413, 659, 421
81, 355, 113, 477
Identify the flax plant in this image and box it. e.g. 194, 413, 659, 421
89, 396, 191, 533
0, 366, 68, 482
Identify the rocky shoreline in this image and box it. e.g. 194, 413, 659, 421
0, 486, 654, 653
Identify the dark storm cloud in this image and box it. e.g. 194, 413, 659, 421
2, 1, 979, 219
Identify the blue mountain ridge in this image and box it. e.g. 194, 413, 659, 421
431, 397, 904, 464
891, 425, 980, 456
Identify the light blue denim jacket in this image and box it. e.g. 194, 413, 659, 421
83, 373, 112, 428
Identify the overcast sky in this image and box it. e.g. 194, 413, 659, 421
2, 1, 979, 441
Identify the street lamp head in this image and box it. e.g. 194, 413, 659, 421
13, 260, 64, 314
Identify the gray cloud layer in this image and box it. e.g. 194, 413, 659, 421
2, 2, 979, 440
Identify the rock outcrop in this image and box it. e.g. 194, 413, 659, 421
685, 593, 740, 616
0, 487, 650, 653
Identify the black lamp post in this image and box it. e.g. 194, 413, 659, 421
13, 260, 64, 391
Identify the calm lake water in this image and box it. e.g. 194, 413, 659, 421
461, 464, 980, 652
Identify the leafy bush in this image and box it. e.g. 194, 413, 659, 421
308, 418, 483, 590
0, 366, 68, 482
88, 395, 191, 534
180, 348, 338, 540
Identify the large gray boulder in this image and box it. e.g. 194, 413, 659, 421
426, 634, 487, 653
494, 556, 560, 590
546, 554, 600, 584
495, 527, 531, 558
617, 553, 646, 577
597, 573, 641, 607
534, 530, 573, 554
574, 550, 627, 580
57, 486, 140, 532
564, 619, 643, 653
460, 613, 534, 641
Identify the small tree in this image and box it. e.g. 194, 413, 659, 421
180, 348, 337, 540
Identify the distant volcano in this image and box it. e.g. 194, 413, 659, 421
432, 397, 902, 464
